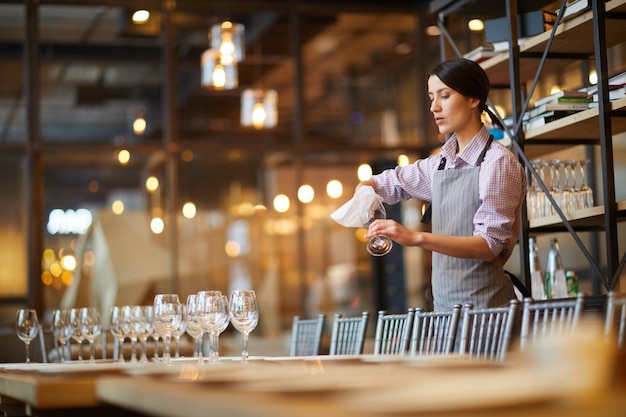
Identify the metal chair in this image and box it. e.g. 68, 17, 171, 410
329, 311, 369, 355
458, 300, 519, 361
373, 308, 414, 355
604, 291, 626, 349
289, 314, 325, 356
520, 292, 586, 351
409, 304, 462, 356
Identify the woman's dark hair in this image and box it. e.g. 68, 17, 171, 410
429, 58, 502, 128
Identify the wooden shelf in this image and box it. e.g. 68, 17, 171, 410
482, 0, 626, 86
520, 96, 626, 157
529, 200, 626, 231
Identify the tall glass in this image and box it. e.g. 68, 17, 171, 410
360, 201, 392, 256
79, 307, 101, 363
185, 294, 204, 363
138, 306, 154, 362
198, 292, 229, 364
109, 306, 127, 362
15, 309, 39, 364
153, 294, 182, 366
51, 309, 71, 363
68, 308, 85, 362
229, 290, 258, 363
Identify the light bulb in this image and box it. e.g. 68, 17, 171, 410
251, 102, 267, 128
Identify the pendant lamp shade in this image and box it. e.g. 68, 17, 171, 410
201, 49, 238, 90
211, 21, 245, 65
241, 89, 278, 129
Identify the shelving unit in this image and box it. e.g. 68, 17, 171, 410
430, 0, 626, 294
481, 0, 626, 86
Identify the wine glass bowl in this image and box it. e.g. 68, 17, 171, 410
229, 290, 258, 363
15, 309, 40, 364
361, 202, 393, 256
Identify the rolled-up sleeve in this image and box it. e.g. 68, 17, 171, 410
474, 152, 527, 261
371, 155, 442, 205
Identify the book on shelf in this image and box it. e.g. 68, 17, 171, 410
485, 10, 557, 44
555, 0, 591, 20
590, 87, 626, 102
533, 90, 588, 107
523, 110, 580, 130
463, 45, 497, 63
527, 101, 589, 118
490, 37, 531, 52
586, 83, 626, 97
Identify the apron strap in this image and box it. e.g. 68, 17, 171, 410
420, 156, 446, 225
421, 135, 494, 225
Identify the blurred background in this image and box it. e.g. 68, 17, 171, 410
0, 0, 624, 338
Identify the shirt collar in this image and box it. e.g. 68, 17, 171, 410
440, 127, 491, 166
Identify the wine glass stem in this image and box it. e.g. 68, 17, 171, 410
164, 335, 172, 366
209, 333, 220, 364
118, 337, 125, 362
195, 336, 203, 363
241, 332, 249, 363
89, 341, 95, 363
25, 342, 30, 364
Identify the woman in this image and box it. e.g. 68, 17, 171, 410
358, 58, 526, 311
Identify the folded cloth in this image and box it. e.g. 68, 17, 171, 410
330, 186, 383, 227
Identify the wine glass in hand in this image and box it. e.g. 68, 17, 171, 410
153, 294, 182, 366
15, 309, 39, 364
361, 201, 393, 256
229, 290, 258, 363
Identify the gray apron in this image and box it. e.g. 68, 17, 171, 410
431, 137, 516, 311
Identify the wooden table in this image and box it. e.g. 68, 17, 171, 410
94, 353, 626, 417
1, 324, 625, 417
0, 361, 150, 416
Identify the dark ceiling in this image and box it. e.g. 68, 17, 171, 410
0, 0, 483, 210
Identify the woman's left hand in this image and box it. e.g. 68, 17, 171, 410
364, 219, 419, 247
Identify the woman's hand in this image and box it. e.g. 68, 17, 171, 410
365, 219, 418, 247
365, 219, 496, 261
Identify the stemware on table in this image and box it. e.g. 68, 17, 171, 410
229, 290, 258, 363
51, 309, 71, 363
197, 291, 229, 364
173, 306, 187, 358
79, 307, 101, 363
120, 305, 141, 362
185, 294, 204, 363
109, 306, 127, 362
153, 294, 183, 366
15, 309, 40, 364
138, 306, 155, 362
68, 308, 85, 362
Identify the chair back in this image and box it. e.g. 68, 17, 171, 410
520, 293, 585, 350
329, 312, 369, 355
373, 309, 414, 355
458, 300, 519, 361
605, 291, 626, 349
409, 304, 461, 356
290, 314, 325, 356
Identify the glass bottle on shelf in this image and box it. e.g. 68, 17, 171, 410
544, 238, 568, 299
529, 237, 546, 300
